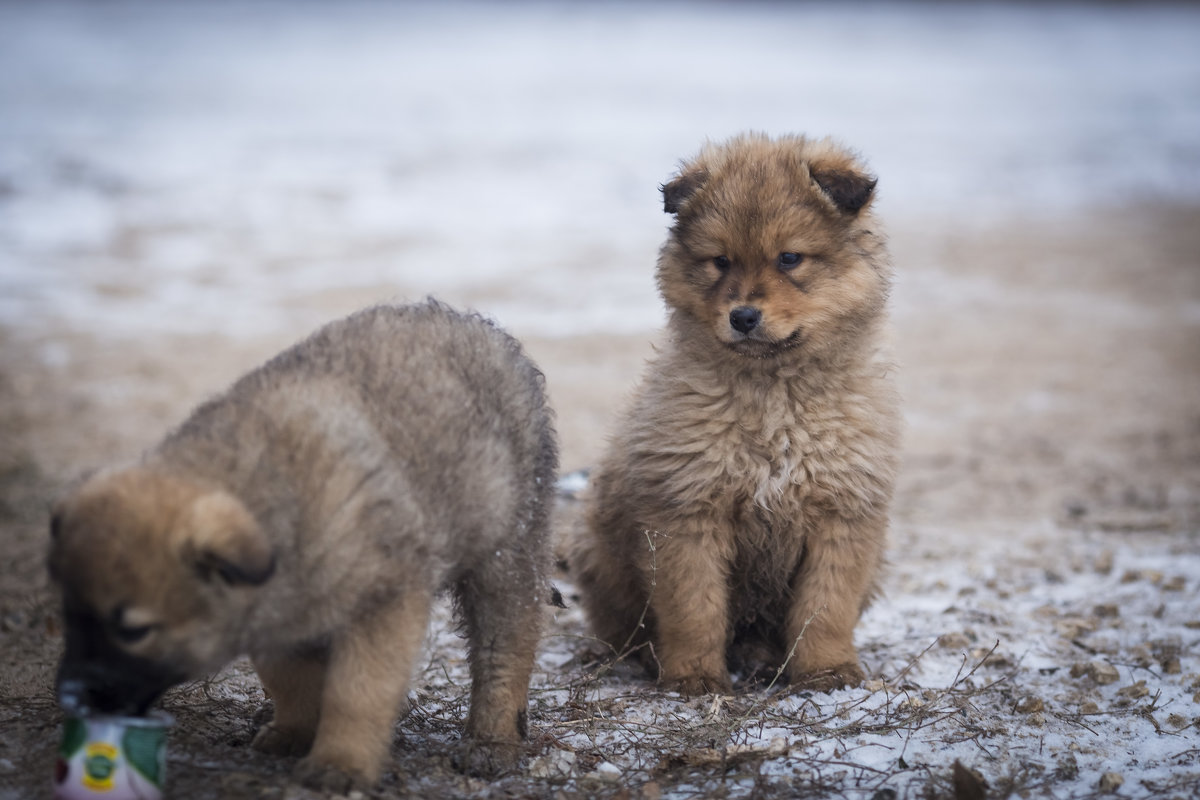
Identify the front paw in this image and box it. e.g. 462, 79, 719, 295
251, 722, 313, 758
453, 739, 523, 777
294, 756, 371, 794
662, 672, 733, 696
789, 662, 864, 692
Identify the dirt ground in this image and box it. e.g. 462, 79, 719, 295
1, 205, 1198, 798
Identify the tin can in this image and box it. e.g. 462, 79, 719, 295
54, 713, 172, 800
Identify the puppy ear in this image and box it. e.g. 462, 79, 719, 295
661, 167, 710, 214
180, 491, 275, 587
810, 166, 877, 215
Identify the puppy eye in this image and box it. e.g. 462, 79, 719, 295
713, 256, 731, 271
778, 252, 804, 270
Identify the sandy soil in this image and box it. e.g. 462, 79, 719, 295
1, 205, 1198, 798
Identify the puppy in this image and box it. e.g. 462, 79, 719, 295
571, 134, 900, 695
48, 301, 558, 790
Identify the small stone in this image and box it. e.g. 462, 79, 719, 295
1055, 754, 1078, 779
1098, 772, 1124, 792
1116, 680, 1149, 699
1014, 695, 1044, 714
938, 632, 971, 649
1056, 617, 1096, 638
1026, 712, 1045, 727
592, 761, 621, 782
528, 749, 577, 780
1079, 701, 1100, 714
1088, 661, 1120, 685
1093, 603, 1119, 618
1069, 663, 1089, 679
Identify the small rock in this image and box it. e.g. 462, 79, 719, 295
1079, 701, 1100, 714
1055, 753, 1079, 779
938, 632, 971, 649
1116, 680, 1149, 700
1166, 713, 1189, 729
1098, 772, 1124, 792
592, 761, 621, 782
1056, 617, 1097, 639
528, 749, 576, 780
951, 760, 987, 800
1014, 695, 1044, 714
1084, 661, 1120, 685
1092, 603, 1119, 618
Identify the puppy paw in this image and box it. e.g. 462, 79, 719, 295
453, 740, 523, 777
294, 756, 370, 794
662, 672, 733, 696
789, 662, 864, 693
251, 722, 313, 757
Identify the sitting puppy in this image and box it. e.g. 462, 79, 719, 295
48, 301, 558, 790
571, 134, 900, 694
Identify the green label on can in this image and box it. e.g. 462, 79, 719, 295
58, 718, 87, 759
122, 726, 166, 786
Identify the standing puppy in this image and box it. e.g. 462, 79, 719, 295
572, 134, 900, 695
48, 301, 558, 790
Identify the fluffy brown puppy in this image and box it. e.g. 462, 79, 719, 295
572, 133, 900, 695
48, 301, 558, 790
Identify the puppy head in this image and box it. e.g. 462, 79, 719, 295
657, 133, 890, 360
48, 466, 274, 715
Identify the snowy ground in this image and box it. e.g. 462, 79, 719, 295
1, 2, 1198, 799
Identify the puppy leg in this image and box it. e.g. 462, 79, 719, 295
651, 528, 733, 695
296, 585, 432, 792
571, 523, 653, 660
454, 549, 545, 776
251, 648, 327, 757
785, 515, 884, 691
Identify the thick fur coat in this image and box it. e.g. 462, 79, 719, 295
572, 134, 900, 694
49, 301, 558, 789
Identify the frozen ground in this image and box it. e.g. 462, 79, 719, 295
0, 2, 1198, 799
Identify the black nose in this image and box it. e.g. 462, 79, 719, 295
729, 306, 762, 334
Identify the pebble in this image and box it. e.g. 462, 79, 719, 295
1014, 695, 1044, 714
592, 761, 621, 782
938, 632, 971, 649
1098, 772, 1124, 792
1072, 661, 1120, 685
1116, 680, 1149, 700
528, 749, 576, 780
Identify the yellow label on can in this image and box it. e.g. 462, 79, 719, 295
82, 742, 119, 791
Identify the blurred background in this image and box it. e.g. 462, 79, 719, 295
2, 0, 1197, 340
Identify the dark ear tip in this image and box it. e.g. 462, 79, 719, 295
811, 167, 877, 214
661, 168, 710, 215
